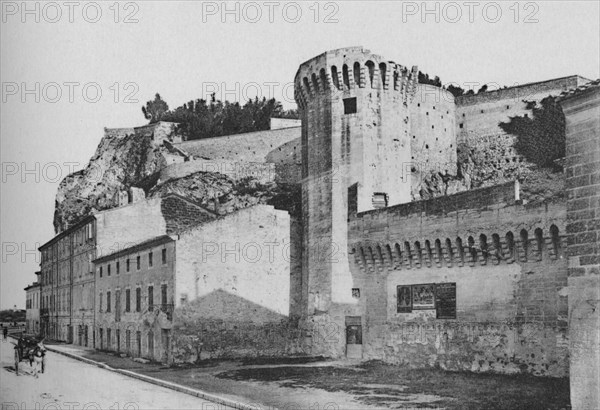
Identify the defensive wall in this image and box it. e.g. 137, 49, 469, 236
158, 159, 276, 186
310, 181, 571, 376
176, 127, 301, 184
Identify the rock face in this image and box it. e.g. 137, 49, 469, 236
414, 141, 564, 203
54, 131, 165, 232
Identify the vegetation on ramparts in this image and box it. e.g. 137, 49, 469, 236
141, 93, 298, 141
499, 96, 566, 169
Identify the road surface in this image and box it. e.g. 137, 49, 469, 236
0, 339, 234, 409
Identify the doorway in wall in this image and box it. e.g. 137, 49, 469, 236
345, 316, 363, 359
161, 329, 171, 364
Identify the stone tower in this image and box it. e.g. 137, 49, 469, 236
294, 47, 419, 316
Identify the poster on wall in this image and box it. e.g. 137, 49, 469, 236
436, 282, 457, 319
411, 284, 436, 309
396, 285, 412, 312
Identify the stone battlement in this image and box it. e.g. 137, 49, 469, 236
294, 46, 419, 108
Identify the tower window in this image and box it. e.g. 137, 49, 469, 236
372, 192, 388, 209
343, 97, 357, 114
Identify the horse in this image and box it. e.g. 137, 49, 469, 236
28, 340, 46, 378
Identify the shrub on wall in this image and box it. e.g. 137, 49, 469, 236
499, 96, 566, 169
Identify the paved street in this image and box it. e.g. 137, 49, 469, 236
0, 339, 234, 410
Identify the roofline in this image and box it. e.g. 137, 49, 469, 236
39, 214, 96, 251
24, 283, 41, 291
455, 75, 592, 102
93, 235, 175, 264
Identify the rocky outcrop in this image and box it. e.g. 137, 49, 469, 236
54, 132, 171, 232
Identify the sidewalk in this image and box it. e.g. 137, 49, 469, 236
45, 343, 262, 410
44, 343, 380, 410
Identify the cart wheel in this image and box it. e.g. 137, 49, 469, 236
14, 349, 19, 376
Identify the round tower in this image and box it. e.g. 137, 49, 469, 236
294, 47, 418, 317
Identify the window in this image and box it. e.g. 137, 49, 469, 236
99, 293, 103, 312
99, 266, 103, 278
343, 97, 357, 114
116, 261, 120, 275
136, 255, 141, 270
148, 252, 153, 267
126, 258, 130, 272
161, 284, 167, 305
107, 264, 111, 277
148, 286, 154, 311
352, 288, 360, 299
459, 123, 464, 129
135, 288, 141, 312
162, 249, 167, 264
372, 192, 388, 209
106, 291, 111, 312
125, 289, 130, 312
550, 225, 560, 257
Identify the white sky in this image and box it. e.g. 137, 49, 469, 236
1, 1, 599, 309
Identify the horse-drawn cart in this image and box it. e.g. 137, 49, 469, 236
14, 335, 46, 376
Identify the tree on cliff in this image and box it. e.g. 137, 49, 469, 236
446, 84, 466, 98
418, 71, 442, 87
499, 96, 566, 169
146, 96, 294, 140
142, 93, 169, 123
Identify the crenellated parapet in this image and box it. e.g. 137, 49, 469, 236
351, 225, 566, 274
294, 47, 419, 109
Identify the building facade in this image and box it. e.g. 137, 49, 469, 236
39, 216, 96, 342
94, 236, 176, 362
24, 275, 41, 335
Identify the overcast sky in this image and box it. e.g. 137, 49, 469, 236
1, 1, 599, 309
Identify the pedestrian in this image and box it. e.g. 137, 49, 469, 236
2, 325, 7, 340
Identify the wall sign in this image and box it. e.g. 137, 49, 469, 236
396, 282, 457, 318
396, 285, 412, 312
435, 282, 457, 319
411, 283, 436, 310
